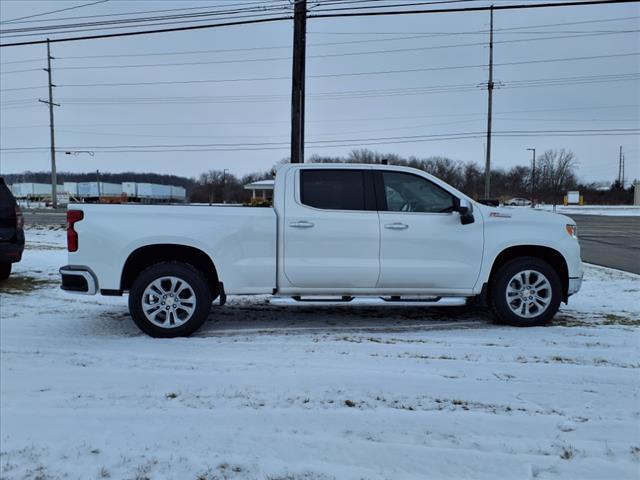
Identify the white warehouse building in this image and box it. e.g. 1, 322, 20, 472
10, 181, 187, 203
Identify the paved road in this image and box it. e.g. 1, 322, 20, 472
23, 210, 65, 227
567, 215, 640, 274
22, 210, 639, 274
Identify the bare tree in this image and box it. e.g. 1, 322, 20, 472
536, 149, 579, 202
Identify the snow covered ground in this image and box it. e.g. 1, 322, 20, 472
1, 228, 639, 480
534, 205, 640, 216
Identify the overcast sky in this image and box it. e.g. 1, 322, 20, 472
1, 0, 638, 185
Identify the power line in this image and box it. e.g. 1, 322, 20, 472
0, 68, 41, 75
1, 27, 620, 65
2, 53, 630, 91
1, 28, 637, 75
309, 0, 486, 13
2, 0, 637, 47
0, 0, 287, 26
27, 73, 634, 105
0, 10, 294, 40
0, 3, 293, 36
307, 14, 640, 35
3, 128, 638, 150
19, 30, 632, 72
2, 104, 636, 128
0, 0, 110, 25
0, 14, 294, 48
0, 57, 44, 65
309, 0, 640, 19
2, 130, 639, 154
6, 13, 629, 62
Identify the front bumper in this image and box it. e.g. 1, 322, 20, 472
60, 266, 97, 295
568, 274, 583, 296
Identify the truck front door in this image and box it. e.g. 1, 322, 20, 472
375, 170, 483, 292
283, 168, 380, 289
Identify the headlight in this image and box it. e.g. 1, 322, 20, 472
565, 224, 578, 239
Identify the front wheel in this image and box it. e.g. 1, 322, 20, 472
489, 257, 562, 327
128, 262, 212, 337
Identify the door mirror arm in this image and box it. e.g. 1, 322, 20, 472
455, 198, 475, 225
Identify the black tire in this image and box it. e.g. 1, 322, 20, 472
128, 261, 212, 338
0, 263, 11, 281
489, 256, 562, 327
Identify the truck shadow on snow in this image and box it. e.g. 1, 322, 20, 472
91, 302, 494, 338
194, 302, 493, 337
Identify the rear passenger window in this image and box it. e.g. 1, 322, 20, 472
300, 170, 368, 211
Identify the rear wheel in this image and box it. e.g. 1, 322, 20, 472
489, 257, 562, 327
0, 263, 11, 281
128, 262, 212, 337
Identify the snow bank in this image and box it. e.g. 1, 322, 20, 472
1, 229, 638, 479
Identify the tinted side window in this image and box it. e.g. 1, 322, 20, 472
301, 169, 368, 211
380, 171, 454, 213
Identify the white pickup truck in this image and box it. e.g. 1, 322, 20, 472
60, 163, 582, 337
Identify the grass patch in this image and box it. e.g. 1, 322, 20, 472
551, 313, 640, 328
601, 314, 640, 326
559, 445, 576, 460
24, 243, 64, 251
0, 275, 57, 294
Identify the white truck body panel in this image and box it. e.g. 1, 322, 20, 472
64, 163, 582, 299
70, 205, 276, 293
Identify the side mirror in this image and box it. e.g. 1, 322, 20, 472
456, 198, 475, 225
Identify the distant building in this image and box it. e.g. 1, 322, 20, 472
634, 181, 640, 206
9, 181, 186, 204
244, 179, 274, 200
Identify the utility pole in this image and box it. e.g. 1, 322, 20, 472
483, 5, 494, 199
96, 170, 101, 200
38, 38, 60, 209
290, 0, 306, 163
222, 168, 229, 203
527, 148, 536, 206
618, 145, 623, 186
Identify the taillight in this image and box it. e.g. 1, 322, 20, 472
67, 209, 84, 252
15, 205, 24, 230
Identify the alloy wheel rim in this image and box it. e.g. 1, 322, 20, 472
141, 276, 196, 328
505, 269, 552, 319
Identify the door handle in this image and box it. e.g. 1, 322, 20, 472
385, 222, 409, 230
290, 220, 315, 228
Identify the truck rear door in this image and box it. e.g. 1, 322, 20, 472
282, 168, 380, 289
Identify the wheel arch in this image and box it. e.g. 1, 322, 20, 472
121, 244, 220, 298
488, 245, 569, 302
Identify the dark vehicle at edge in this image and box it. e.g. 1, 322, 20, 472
0, 177, 24, 280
